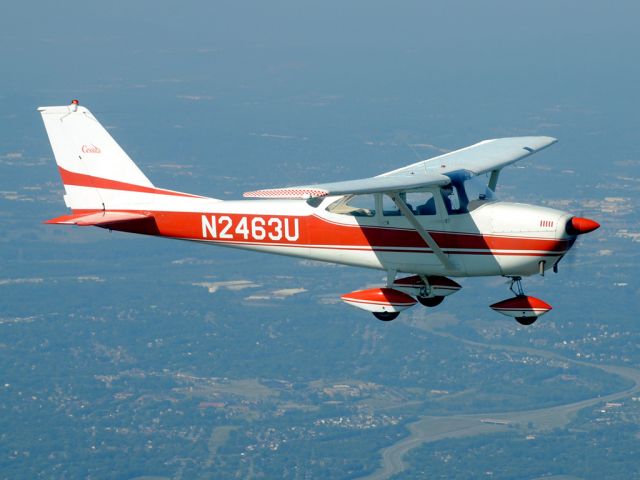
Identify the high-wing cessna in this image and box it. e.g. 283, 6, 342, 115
39, 101, 599, 324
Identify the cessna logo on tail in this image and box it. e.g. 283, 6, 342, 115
81, 144, 101, 154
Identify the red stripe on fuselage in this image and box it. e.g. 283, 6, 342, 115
306, 214, 568, 253
67, 209, 570, 257
58, 167, 203, 198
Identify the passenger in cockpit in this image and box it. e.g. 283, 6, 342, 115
416, 197, 436, 215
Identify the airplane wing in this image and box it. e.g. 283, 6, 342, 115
243, 136, 556, 199
243, 172, 451, 199
385, 136, 557, 177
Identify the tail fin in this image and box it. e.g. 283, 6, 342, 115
38, 101, 155, 210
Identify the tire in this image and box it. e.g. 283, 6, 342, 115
417, 295, 444, 307
516, 316, 537, 326
373, 311, 400, 321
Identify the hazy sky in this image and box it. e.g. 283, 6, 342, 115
2, 1, 639, 188
3, 1, 638, 98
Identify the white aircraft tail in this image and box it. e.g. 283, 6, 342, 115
39, 101, 159, 210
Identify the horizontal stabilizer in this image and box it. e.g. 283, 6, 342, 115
44, 211, 152, 226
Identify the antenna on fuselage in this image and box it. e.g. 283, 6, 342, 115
406, 143, 423, 162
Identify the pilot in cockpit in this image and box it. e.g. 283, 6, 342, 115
440, 185, 454, 213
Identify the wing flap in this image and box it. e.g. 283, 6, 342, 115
44, 211, 152, 226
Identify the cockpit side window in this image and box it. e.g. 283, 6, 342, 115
463, 175, 496, 210
440, 175, 497, 215
440, 184, 466, 215
383, 191, 437, 216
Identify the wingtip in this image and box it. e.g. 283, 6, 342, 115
484, 136, 558, 151
525, 136, 558, 151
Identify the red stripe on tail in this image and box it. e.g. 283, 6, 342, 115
58, 167, 203, 199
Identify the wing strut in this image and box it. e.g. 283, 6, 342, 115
488, 170, 500, 192
389, 193, 460, 274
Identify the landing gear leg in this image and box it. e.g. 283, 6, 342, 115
508, 276, 525, 297
386, 269, 397, 287
416, 275, 445, 307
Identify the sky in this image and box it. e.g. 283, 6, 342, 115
2, 1, 639, 188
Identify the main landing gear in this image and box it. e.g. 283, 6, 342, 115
340, 275, 463, 321
342, 274, 553, 325
489, 277, 552, 326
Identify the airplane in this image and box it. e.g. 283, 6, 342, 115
38, 100, 600, 325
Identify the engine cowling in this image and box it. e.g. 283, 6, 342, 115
341, 287, 417, 314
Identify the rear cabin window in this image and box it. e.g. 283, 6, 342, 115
326, 194, 376, 217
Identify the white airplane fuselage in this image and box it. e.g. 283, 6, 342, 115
73, 184, 573, 279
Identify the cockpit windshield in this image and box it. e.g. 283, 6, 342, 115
440, 174, 496, 215
463, 175, 496, 204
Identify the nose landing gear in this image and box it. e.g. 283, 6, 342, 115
509, 276, 525, 296
490, 277, 552, 325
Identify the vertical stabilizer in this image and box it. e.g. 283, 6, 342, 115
38, 101, 154, 210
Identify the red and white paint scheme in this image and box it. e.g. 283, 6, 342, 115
38, 101, 600, 324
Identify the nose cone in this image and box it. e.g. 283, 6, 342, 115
566, 217, 600, 235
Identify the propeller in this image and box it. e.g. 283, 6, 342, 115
556, 214, 600, 273
565, 217, 600, 235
